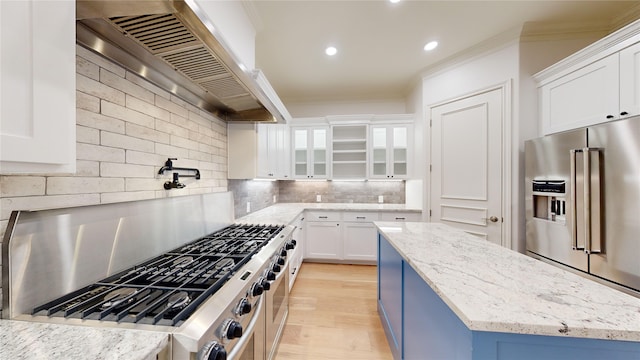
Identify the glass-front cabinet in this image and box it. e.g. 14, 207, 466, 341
292, 126, 330, 179
370, 125, 411, 179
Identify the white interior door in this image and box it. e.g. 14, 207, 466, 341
430, 88, 503, 245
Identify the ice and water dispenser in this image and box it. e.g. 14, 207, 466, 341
532, 180, 566, 224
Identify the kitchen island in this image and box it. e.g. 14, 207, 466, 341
376, 221, 640, 360
0, 320, 169, 360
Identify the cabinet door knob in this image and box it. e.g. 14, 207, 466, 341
621, 111, 629, 116
606, 115, 615, 119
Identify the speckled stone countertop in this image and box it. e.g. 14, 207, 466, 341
236, 203, 421, 225
375, 221, 640, 342
0, 320, 169, 360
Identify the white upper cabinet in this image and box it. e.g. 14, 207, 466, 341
0, 0, 76, 174
292, 126, 330, 179
257, 123, 290, 179
370, 124, 411, 179
535, 20, 640, 135
619, 42, 640, 117
228, 123, 290, 179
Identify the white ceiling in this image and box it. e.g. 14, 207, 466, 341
247, 1, 639, 105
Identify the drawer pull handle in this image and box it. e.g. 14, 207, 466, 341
395, 217, 406, 220
319, 216, 328, 219
356, 216, 366, 219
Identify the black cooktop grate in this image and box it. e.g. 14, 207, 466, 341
32, 224, 284, 326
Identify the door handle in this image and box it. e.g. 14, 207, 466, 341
483, 216, 499, 223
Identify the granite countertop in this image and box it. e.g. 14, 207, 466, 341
236, 202, 421, 225
0, 320, 169, 360
375, 221, 640, 342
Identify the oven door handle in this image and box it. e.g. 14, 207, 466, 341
227, 294, 264, 360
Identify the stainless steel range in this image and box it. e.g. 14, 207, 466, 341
2, 192, 295, 360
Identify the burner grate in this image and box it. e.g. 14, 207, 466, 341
32, 224, 285, 326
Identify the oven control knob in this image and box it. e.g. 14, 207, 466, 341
250, 282, 264, 297
286, 240, 296, 250
272, 263, 281, 273
261, 277, 272, 291
235, 298, 252, 316
277, 257, 286, 266
280, 249, 288, 257
266, 270, 276, 281
223, 319, 243, 340
197, 341, 227, 360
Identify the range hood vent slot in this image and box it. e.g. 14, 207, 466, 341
76, 1, 290, 123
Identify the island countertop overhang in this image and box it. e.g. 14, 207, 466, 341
374, 221, 640, 342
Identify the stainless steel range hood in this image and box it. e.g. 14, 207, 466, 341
76, 0, 290, 123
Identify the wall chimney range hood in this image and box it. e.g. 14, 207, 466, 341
76, 0, 290, 123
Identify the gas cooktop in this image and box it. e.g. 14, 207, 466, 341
32, 224, 285, 327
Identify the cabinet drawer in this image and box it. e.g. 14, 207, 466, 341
342, 211, 379, 222
380, 212, 421, 222
306, 211, 341, 222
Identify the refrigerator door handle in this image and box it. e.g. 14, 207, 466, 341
570, 149, 583, 250
584, 148, 602, 254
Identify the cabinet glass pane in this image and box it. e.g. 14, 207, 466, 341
372, 127, 386, 148
294, 130, 307, 149
394, 148, 407, 175
313, 129, 326, 149
373, 148, 387, 175
393, 127, 407, 148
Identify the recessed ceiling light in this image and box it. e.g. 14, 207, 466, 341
325, 46, 337, 56
389, 0, 401, 3
423, 41, 438, 51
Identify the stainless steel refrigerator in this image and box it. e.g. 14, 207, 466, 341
525, 116, 640, 295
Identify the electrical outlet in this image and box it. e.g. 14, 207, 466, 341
316, 195, 322, 202
246, 202, 251, 212
273, 195, 277, 203
378, 195, 384, 203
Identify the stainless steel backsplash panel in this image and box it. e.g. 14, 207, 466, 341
2, 192, 234, 318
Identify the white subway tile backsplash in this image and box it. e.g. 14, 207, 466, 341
100, 68, 155, 104
125, 178, 164, 192
76, 91, 100, 112
188, 150, 213, 162
126, 123, 170, 144
0, 176, 46, 197
76, 55, 99, 80
77, 74, 125, 106
47, 177, 124, 195
101, 100, 155, 129
100, 191, 156, 204
171, 113, 199, 132
155, 119, 190, 138
154, 143, 190, 159
126, 95, 170, 121
77, 108, 125, 134
75, 161, 100, 177
125, 150, 166, 166
171, 135, 199, 151
188, 111, 214, 128
155, 96, 188, 118
76, 143, 125, 163
125, 72, 170, 100
77, 46, 125, 77
101, 131, 155, 153
100, 162, 155, 178
76, 125, 100, 144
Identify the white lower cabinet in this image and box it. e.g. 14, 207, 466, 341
288, 214, 305, 290
305, 221, 341, 260
304, 210, 419, 264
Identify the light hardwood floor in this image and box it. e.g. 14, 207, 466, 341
274, 262, 393, 360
